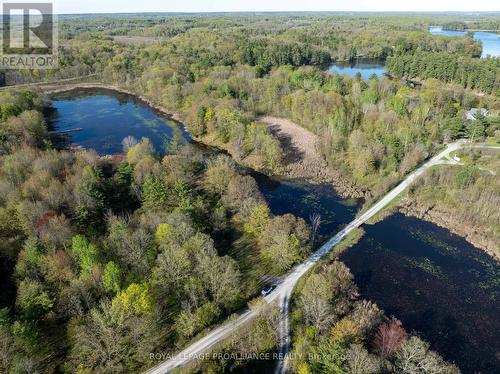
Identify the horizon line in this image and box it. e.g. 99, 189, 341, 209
2, 10, 500, 16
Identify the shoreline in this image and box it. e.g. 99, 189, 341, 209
35, 82, 498, 260
42, 83, 186, 125
399, 197, 499, 261
43, 83, 366, 197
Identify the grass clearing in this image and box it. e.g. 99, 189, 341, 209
329, 227, 366, 259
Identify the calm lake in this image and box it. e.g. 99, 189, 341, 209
48, 88, 190, 155
49, 88, 500, 373
327, 27, 500, 78
429, 27, 500, 57
327, 61, 386, 79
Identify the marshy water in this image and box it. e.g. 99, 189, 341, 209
49, 88, 500, 373
341, 214, 499, 373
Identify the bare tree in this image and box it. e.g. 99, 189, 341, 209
309, 212, 322, 246
121, 136, 138, 152
0, 326, 18, 372
395, 336, 460, 374
300, 292, 334, 334
346, 344, 380, 374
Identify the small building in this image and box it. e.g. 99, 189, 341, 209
465, 108, 489, 121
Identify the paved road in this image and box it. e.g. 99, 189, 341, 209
145, 141, 496, 374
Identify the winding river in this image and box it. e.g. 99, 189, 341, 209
49, 88, 499, 373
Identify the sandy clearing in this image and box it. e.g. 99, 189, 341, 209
260, 116, 319, 161
259, 116, 364, 197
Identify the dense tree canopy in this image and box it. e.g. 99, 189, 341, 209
0, 89, 313, 372
387, 51, 500, 94
0, 12, 498, 373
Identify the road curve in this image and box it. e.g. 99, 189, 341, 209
145, 141, 495, 374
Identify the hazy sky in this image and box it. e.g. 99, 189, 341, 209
52, 0, 500, 14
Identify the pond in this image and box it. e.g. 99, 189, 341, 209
327, 61, 386, 79
48, 88, 190, 155
341, 213, 500, 373
50, 88, 361, 237
429, 27, 500, 57
251, 173, 360, 238
49, 88, 499, 373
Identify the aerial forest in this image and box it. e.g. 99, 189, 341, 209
0, 13, 499, 373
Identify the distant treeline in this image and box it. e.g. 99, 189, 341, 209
442, 20, 500, 31
387, 51, 500, 94
239, 38, 331, 72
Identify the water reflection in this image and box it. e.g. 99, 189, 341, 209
49, 90, 500, 373
327, 61, 386, 79
49, 88, 190, 155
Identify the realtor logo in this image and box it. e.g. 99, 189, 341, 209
1, 1, 58, 69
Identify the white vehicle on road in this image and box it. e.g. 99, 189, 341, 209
145, 141, 499, 374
